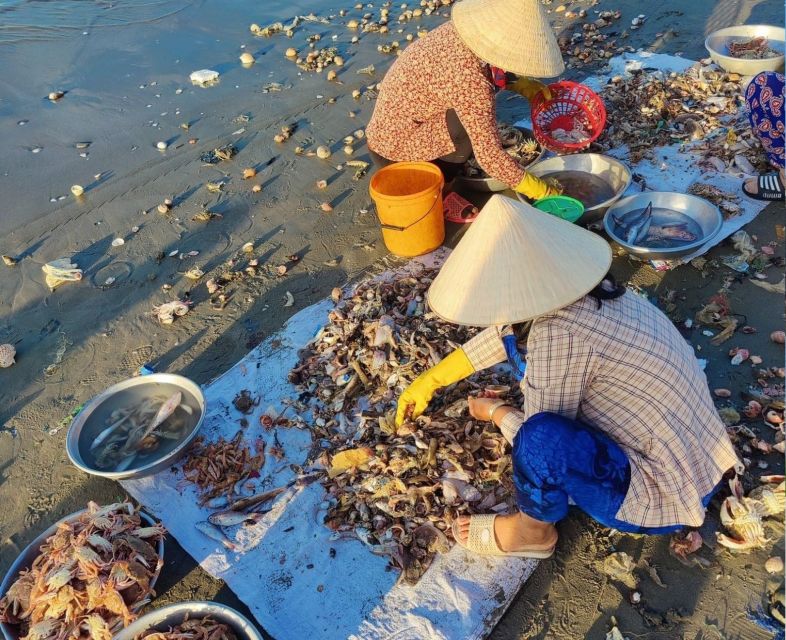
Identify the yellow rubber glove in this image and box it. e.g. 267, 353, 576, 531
507, 77, 552, 102
395, 348, 474, 426
515, 172, 561, 200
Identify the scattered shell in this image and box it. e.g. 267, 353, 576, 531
765, 556, 784, 574
164, 198, 173, 206
252, 184, 263, 193
0, 344, 16, 368
347, 19, 359, 29
327, 70, 338, 81
730, 347, 750, 366
48, 91, 65, 101
242, 167, 257, 179
714, 388, 731, 398
70, 185, 84, 196
321, 202, 334, 212
771, 331, 785, 344
156, 141, 168, 151
331, 287, 342, 302
111, 238, 125, 248
316, 146, 332, 159
276, 265, 288, 276
2, 255, 17, 267
285, 47, 298, 58
157, 203, 170, 214
352, 89, 361, 99
354, 129, 365, 139
239, 52, 255, 65
284, 291, 294, 307
185, 267, 204, 280
743, 400, 763, 419
334, 55, 345, 66
242, 242, 254, 253
206, 279, 220, 294
316, 179, 328, 189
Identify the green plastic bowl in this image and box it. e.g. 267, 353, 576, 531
533, 195, 585, 223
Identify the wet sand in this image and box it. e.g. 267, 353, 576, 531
0, 0, 783, 638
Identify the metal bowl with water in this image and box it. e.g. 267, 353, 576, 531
66, 373, 205, 481
0, 509, 164, 640
113, 602, 263, 640
517, 153, 631, 224
454, 126, 546, 193
705, 25, 785, 76
603, 192, 723, 261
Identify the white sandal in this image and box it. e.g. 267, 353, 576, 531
451, 514, 557, 559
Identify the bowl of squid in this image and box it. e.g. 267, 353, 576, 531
603, 192, 722, 261
66, 373, 205, 480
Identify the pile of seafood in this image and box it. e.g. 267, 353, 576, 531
687, 183, 742, 217
292, 47, 343, 72
89, 391, 194, 472
462, 124, 542, 178
181, 431, 264, 506
727, 36, 780, 59
557, 9, 630, 68
0, 502, 165, 640
136, 615, 238, 640
596, 64, 766, 167
289, 269, 521, 583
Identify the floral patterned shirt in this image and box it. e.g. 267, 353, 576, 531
366, 22, 526, 187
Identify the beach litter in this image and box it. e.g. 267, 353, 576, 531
42, 258, 83, 290
153, 300, 192, 325
190, 69, 220, 87
0, 501, 165, 639
0, 343, 16, 368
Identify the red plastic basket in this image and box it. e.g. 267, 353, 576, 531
530, 81, 606, 154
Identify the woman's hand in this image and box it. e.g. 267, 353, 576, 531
468, 397, 510, 422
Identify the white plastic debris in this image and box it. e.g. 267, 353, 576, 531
190, 69, 220, 86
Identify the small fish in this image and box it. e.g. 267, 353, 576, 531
208, 510, 268, 527
613, 203, 653, 244
195, 521, 238, 551
90, 415, 130, 451
229, 485, 287, 511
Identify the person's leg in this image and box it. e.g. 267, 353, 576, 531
743, 71, 785, 199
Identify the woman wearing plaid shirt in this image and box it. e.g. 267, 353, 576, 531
395, 196, 741, 558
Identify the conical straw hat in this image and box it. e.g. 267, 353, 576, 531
452, 0, 565, 78
427, 195, 611, 326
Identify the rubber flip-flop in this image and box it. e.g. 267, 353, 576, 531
742, 172, 785, 202
451, 514, 557, 559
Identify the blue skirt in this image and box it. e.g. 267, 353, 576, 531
746, 71, 785, 169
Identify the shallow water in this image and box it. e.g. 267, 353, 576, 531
612, 207, 704, 248
542, 170, 616, 208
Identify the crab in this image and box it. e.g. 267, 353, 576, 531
716, 477, 782, 551
79, 614, 113, 640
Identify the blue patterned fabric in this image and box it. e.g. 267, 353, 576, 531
502, 334, 527, 382
746, 71, 785, 169
511, 412, 719, 534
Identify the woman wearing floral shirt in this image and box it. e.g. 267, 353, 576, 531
366, 0, 564, 199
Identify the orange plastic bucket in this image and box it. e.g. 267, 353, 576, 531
369, 161, 445, 257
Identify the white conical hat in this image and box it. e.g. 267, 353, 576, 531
427, 195, 612, 326
452, 0, 565, 78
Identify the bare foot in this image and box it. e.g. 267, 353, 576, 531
454, 511, 557, 552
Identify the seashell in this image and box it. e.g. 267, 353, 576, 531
239, 52, 255, 65
334, 56, 345, 66
765, 556, 784, 574
0, 344, 16, 368
71, 185, 84, 196
242, 242, 254, 253
48, 91, 65, 101
343, 145, 354, 156
354, 129, 365, 139
242, 167, 257, 179
770, 331, 785, 344
352, 89, 361, 99
185, 267, 204, 280
347, 19, 359, 29
285, 47, 298, 58
250, 23, 260, 33
316, 146, 332, 159
320, 202, 334, 212
327, 69, 338, 81
252, 184, 262, 193
111, 238, 125, 248
189, 138, 198, 144
714, 388, 731, 398
316, 179, 328, 189
729, 348, 749, 365
276, 265, 288, 276
2, 255, 17, 267
164, 198, 173, 206
749, 355, 763, 365
284, 291, 294, 307
743, 400, 762, 419
156, 141, 168, 150
351, 36, 359, 44
206, 279, 219, 294
331, 287, 342, 302
157, 203, 170, 214
343, 136, 355, 145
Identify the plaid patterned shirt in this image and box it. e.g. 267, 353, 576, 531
462, 292, 740, 529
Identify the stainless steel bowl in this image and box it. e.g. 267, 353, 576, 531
0, 508, 164, 640
454, 126, 546, 193
113, 602, 263, 640
516, 153, 631, 223
705, 25, 785, 76
66, 373, 205, 480
603, 192, 723, 261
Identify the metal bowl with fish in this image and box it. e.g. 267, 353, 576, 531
705, 25, 785, 76
0, 505, 164, 640
113, 602, 263, 640
66, 373, 205, 481
455, 125, 546, 192
603, 192, 723, 261
517, 153, 631, 223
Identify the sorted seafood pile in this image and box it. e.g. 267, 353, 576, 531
687, 183, 742, 217
596, 64, 765, 166
462, 124, 541, 178
289, 270, 521, 583
728, 36, 780, 59
0, 501, 165, 640
136, 615, 238, 640
89, 392, 195, 472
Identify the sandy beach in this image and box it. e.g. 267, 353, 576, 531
0, 0, 784, 638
